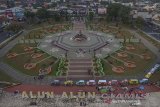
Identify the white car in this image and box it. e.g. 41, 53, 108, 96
150, 64, 160, 74
86, 80, 96, 86
98, 80, 107, 86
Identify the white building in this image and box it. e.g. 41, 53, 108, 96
98, 7, 107, 15
122, 2, 133, 7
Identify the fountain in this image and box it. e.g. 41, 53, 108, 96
72, 30, 87, 42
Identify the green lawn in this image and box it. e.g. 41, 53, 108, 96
102, 43, 156, 77
3, 44, 58, 76
24, 23, 71, 39
24, 29, 46, 39
89, 23, 135, 39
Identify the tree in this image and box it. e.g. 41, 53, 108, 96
51, 2, 57, 8
24, 11, 35, 24
88, 11, 94, 21
135, 17, 145, 28
106, 3, 131, 24
119, 5, 131, 24
5, 22, 23, 33
123, 35, 126, 45
100, 1, 109, 6
36, 8, 49, 20
53, 13, 61, 22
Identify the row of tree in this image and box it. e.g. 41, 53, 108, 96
24, 8, 62, 24
106, 3, 131, 24
106, 3, 145, 28
24, 4, 145, 28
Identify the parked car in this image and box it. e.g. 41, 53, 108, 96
76, 80, 85, 86
139, 78, 148, 84
120, 79, 128, 86
129, 79, 139, 85
149, 64, 160, 74
98, 80, 107, 86
145, 72, 152, 78
86, 80, 96, 86
108, 80, 118, 85
64, 80, 73, 86
51, 80, 60, 86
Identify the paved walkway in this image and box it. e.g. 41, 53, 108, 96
73, 21, 86, 31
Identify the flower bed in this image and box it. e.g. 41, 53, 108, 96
39, 66, 52, 75
24, 63, 36, 70
126, 45, 135, 50
7, 53, 18, 58
94, 58, 105, 76
117, 52, 128, 57
56, 58, 67, 76
140, 54, 151, 60
112, 66, 125, 73
24, 47, 34, 51
124, 61, 136, 68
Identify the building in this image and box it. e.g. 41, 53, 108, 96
133, 11, 152, 21
5, 7, 24, 20
98, 7, 107, 15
